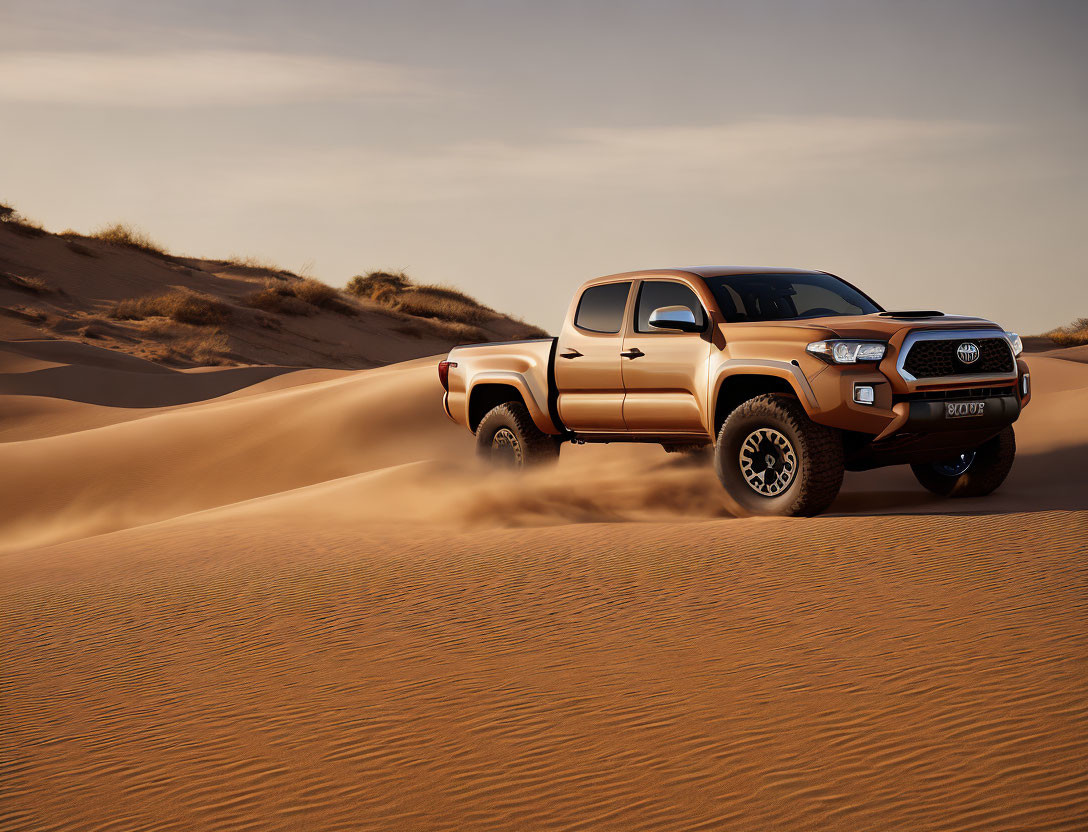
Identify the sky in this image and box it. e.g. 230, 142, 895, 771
1, 0, 1085, 334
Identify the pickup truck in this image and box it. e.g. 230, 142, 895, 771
439, 267, 1030, 516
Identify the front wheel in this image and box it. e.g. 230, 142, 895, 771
714, 394, 844, 517
911, 426, 1015, 498
476, 401, 561, 469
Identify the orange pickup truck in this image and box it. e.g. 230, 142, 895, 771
439, 267, 1030, 516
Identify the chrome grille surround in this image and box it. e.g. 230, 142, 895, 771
896, 328, 1017, 384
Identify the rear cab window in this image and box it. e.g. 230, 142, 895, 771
574, 282, 631, 333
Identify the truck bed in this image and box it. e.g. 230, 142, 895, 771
442, 338, 562, 435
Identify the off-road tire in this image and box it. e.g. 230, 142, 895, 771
911, 426, 1016, 498
714, 394, 844, 517
476, 401, 561, 468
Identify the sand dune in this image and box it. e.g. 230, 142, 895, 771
1, 220, 547, 371
2, 339, 1087, 830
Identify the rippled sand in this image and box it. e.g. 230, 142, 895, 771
2, 340, 1087, 830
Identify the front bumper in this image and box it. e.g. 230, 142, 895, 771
898, 394, 1020, 432
807, 355, 1029, 438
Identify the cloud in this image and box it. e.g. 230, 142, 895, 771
216, 117, 1004, 205
0, 50, 435, 106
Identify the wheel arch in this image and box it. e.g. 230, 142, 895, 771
467, 375, 558, 434
712, 365, 816, 438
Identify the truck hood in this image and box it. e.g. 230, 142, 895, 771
793, 312, 1005, 341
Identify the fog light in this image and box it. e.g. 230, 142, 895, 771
854, 384, 875, 405
1022, 373, 1030, 397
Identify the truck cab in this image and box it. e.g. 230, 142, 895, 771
440, 267, 1029, 516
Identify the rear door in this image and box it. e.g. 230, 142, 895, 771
620, 279, 712, 434
553, 281, 632, 432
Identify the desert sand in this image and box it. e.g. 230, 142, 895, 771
2, 338, 1087, 831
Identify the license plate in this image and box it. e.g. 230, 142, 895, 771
945, 401, 986, 418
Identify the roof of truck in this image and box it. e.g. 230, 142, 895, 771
587, 266, 829, 284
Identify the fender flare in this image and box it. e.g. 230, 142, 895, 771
710, 359, 820, 428
467, 372, 560, 435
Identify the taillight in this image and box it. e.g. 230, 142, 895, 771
438, 360, 457, 391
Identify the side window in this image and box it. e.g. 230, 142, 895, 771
635, 280, 707, 333
574, 282, 631, 333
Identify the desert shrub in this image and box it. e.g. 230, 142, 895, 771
1, 273, 50, 294
291, 278, 342, 308
244, 286, 313, 316
346, 270, 413, 300
92, 223, 169, 256
110, 290, 230, 325
1, 305, 47, 323
1045, 317, 1088, 347
348, 270, 499, 326
394, 288, 492, 325
245, 278, 353, 315
224, 255, 287, 272
172, 330, 231, 364
397, 318, 487, 343
0, 203, 45, 236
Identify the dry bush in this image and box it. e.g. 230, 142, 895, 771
1, 305, 47, 323
395, 288, 493, 325
172, 330, 231, 364
346, 270, 413, 300
291, 278, 342, 308
414, 283, 492, 309
91, 223, 169, 256
0, 202, 46, 236
246, 278, 354, 315
137, 319, 191, 339
348, 270, 496, 326
225, 255, 285, 272
397, 318, 487, 343
1, 273, 50, 294
110, 290, 230, 325
132, 317, 232, 364
244, 286, 313, 316
1045, 317, 1088, 347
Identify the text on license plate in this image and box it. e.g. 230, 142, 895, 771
946, 401, 986, 418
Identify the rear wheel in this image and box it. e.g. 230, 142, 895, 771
714, 394, 844, 517
476, 401, 561, 468
911, 426, 1015, 497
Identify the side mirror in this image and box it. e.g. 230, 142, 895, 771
649, 305, 702, 332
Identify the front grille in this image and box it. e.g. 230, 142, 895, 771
902, 338, 1013, 378
894, 385, 1016, 403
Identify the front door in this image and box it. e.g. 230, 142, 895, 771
621, 279, 712, 435
554, 281, 632, 432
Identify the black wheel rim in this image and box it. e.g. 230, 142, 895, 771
738, 428, 797, 496
932, 451, 976, 477
491, 428, 523, 467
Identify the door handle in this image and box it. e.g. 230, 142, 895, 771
621, 347, 644, 359
560, 348, 583, 359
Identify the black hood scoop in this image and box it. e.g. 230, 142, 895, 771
878, 310, 945, 319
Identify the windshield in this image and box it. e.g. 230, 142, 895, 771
702, 273, 881, 323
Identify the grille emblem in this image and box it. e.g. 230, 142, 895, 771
956, 342, 980, 364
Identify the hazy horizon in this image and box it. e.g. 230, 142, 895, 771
1, 0, 1085, 334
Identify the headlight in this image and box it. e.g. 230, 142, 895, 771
1006, 332, 1023, 357
806, 340, 887, 363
